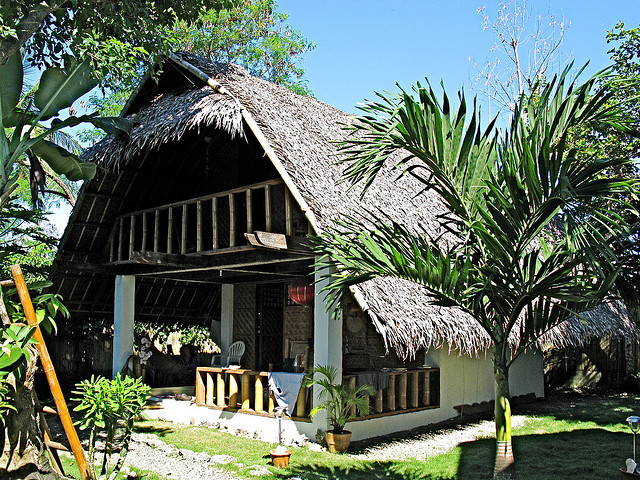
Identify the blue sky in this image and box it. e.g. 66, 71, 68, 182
279, 1, 640, 113
50, 1, 640, 229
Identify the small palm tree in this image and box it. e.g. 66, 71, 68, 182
304, 365, 374, 434
312, 67, 639, 478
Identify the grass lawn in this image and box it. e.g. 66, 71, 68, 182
62, 391, 639, 479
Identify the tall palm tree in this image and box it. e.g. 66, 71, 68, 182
312, 68, 639, 479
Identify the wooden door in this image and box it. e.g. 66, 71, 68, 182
256, 283, 284, 371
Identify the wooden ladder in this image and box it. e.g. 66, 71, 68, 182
1, 264, 94, 480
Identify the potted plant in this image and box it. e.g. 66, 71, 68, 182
304, 365, 374, 453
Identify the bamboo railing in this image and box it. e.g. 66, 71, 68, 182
109, 179, 290, 261
343, 368, 439, 418
195, 367, 309, 419
195, 367, 439, 421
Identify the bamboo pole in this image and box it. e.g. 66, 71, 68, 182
154, 210, 160, 252
228, 193, 236, 247
285, 188, 293, 236
348, 376, 357, 417
254, 375, 264, 413
375, 389, 384, 413
246, 189, 253, 234
216, 372, 226, 408
411, 372, 419, 408
264, 184, 272, 232
10, 265, 95, 480
296, 384, 306, 417
181, 204, 187, 254
399, 372, 407, 410
268, 392, 275, 414
387, 374, 396, 411
242, 372, 250, 410
422, 370, 431, 406
167, 207, 174, 253
142, 212, 148, 252
206, 372, 214, 406
196, 201, 203, 252
109, 236, 115, 263
129, 215, 136, 257
212, 197, 219, 250
229, 373, 238, 408
117, 217, 124, 261
195, 369, 205, 404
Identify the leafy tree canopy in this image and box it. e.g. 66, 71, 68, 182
80, 0, 315, 142
0, 0, 234, 88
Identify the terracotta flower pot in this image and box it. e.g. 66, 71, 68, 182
325, 430, 352, 453
270, 448, 292, 468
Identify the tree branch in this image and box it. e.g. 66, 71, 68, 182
0, 1, 60, 65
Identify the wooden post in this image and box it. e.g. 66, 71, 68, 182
216, 372, 226, 408
285, 188, 293, 236
375, 389, 384, 413
241, 372, 250, 410
196, 201, 203, 252
206, 372, 214, 406
117, 217, 124, 261
142, 212, 148, 252
264, 184, 272, 232
109, 236, 115, 262
387, 373, 396, 411
255, 375, 264, 413
11, 265, 95, 480
268, 392, 275, 414
181, 204, 187, 254
296, 384, 306, 417
195, 369, 204, 404
246, 189, 253, 234
167, 207, 174, 253
229, 373, 238, 408
154, 210, 160, 252
228, 193, 236, 247
348, 376, 357, 417
399, 372, 407, 410
411, 371, 419, 408
212, 197, 219, 249
129, 215, 136, 257
422, 370, 431, 406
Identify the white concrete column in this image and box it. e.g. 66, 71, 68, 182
312, 263, 343, 430
113, 275, 135, 378
220, 284, 234, 353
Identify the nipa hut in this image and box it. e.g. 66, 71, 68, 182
50, 53, 634, 442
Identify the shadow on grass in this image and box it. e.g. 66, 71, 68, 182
281, 460, 456, 480
454, 428, 630, 480
517, 391, 640, 427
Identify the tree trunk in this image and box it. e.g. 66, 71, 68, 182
0, 351, 69, 480
0, 2, 58, 66
493, 348, 515, 480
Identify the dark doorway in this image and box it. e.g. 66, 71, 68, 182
256, 283, 284, 370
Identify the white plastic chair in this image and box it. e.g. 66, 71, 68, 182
211, 340, 245, 367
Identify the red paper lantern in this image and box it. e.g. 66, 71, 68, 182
288, 277, 314, 306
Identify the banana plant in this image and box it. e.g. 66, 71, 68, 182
0, 51, 132, 207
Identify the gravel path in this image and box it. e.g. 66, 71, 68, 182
122, 432, 242, 480
349, 415, 526, 461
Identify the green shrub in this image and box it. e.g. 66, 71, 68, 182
73, 373, 151, 479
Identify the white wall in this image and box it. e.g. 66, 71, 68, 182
345, 344, 545, 441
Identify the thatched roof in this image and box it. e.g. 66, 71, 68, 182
74, 52, 635, 359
